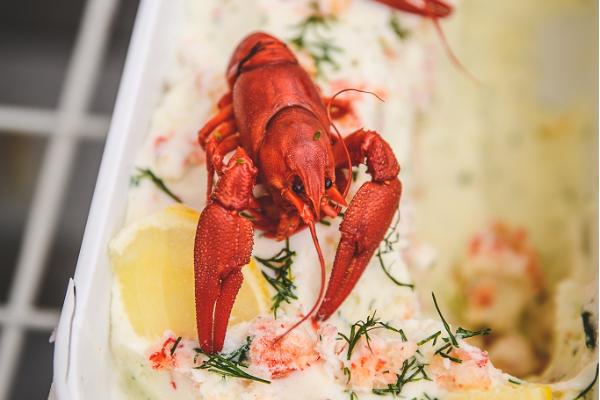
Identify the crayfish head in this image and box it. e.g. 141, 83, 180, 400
260, 107, 341, 223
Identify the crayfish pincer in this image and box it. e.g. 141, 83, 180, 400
194, 32, 401, 354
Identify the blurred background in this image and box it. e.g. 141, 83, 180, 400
0, 0, 139, 398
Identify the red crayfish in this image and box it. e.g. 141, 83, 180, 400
194, 0, 453, 354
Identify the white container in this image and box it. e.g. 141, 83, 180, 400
52, 1, 184, 398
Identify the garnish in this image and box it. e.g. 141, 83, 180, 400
432, 292, 458, 346
319, 218, 332, 226
338, 311, 407, 360
508, 378, 522, 385
574, 364, 599, 400
581, 311, 597, 349
343, 366, 352, 384
371, 356, 430, 396
236, 158, 246, 164
425, 293, 491, 364
240, 211, 256, 221
194, 337, 270, 384
389, 14, 410, 41
289, 1, 342, 78
455, 327, 491, 340
313, 130, 321, 140
349, 391, 359, 400
376, 210, 414, 289
417, 331, 441, 346
170, 336, 182, 356
255, 239, 298, 317
433, 343, 462, 364
130, 167, 182, 203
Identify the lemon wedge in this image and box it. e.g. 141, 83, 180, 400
447, 384, 553, 400
110, 204, 269, 340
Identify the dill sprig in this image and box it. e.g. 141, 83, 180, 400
574, 364, 599, 400
455, 327, 491, 340
255, 239, 298, 317
130, 167, 182, 203
170, 336, 182, 356
338, 311, 407, 360
426, 293, 491, 364
389, 14, 410, 41
581, 311, 597, 350
376, 210, 414, 289
288, 1, 342, 78
195, 337, 270, 384
417, 331, 441, 346
371, 356, 430, 396
432, 292, 458, 346
433, 342, 462, 363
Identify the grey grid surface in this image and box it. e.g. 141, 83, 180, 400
0, 0, 139, 398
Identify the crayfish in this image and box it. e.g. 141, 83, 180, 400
194, 0, 454, 354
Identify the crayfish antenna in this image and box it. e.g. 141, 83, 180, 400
430, 16, 480, 84
326, 88, 385, 198
275, 222, 326, 343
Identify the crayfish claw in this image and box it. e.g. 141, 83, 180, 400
316, 179, 401, 320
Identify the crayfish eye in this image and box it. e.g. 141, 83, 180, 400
324, 177, 332, 189
292, 179, 304, 194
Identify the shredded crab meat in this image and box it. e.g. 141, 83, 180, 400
430, 344, 493, 391
460, 221, 543, 332
338, 332, 417, 390
248, 318, 321, 378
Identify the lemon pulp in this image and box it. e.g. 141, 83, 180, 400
110, 204, 269, 340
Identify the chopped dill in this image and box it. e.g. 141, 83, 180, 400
170, 336, 182, 356
349, 391, 359, 400
130, 167, 182, 203
417, 331, 441, 346
437, 350, 462, 364
372, 356, 429, 396
338, 311, 406, 360
194, 337, 269, 384
255, 238, 298, 317
288, 1, 342, 78
240, 211, 255, 221
508, 378, 522, 385
581, 311, 597, 350
320, 218, 332, 226
455, 327, 491, 340
343, 366, 352, 384
376, 211, 414, 289
379, 321, 408, 342
313, 130, 322, 140
574, 364, 599, 400
428, 293, 490, 363
432, 292, 458, 346
389, 14, 410, 41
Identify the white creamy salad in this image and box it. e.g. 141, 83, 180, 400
108, 0, 598, 399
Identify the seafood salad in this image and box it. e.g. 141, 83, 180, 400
107, 0, 598, 399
